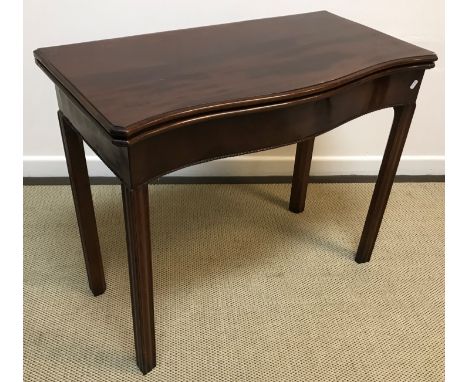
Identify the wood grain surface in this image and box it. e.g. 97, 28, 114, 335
34, 11, 436, 139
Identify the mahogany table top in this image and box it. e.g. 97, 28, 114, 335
34, 11, 436, 139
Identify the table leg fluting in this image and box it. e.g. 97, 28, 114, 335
289, 138, 315, 213
58, 111, 106, 296
355, 103, 416, 263
121, 183, 156, 374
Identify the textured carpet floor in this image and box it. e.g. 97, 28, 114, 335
23, 183, 444, 381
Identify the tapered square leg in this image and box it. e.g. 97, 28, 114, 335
355, 104, 416, 263
58, 111, 106, 296
121, 184, 156, 375
289, 138, 315, 213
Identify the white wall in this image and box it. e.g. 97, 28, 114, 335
23, 0, 444, 177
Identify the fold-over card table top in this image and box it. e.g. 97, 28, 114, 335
34, 10, 437, 375
34, 11, 436, 140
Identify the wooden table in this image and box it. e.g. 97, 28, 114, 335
34, 11, 437, 374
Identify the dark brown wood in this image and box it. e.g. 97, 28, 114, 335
58, 111, 106, 296
126, 67, 426, 186
34, 11, 437, 374
56, 86, 131, 185
34, 11, 436, 140
355, 104, 417, 263
121, 184, 156, 375
52, 64, 426, 189
289, 139, 315, 213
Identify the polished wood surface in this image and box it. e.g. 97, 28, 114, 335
58, 111, 106, 296
356, 104, 416, 263
34, 11, 437, 375
289, 138, 315, 213
55, 67, 428, 188
121, 184, 156, 374
34, 11, 436, 139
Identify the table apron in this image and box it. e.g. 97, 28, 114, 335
56, 87, 132, 184
57, 68, 426, 187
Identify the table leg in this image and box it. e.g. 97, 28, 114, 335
121, 183, 156, 374
355, 103, 416, 263
58, 111, 106, 296
289, 138, 315, 213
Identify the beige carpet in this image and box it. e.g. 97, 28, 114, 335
24, 183, 444, 381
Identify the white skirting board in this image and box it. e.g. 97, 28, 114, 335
23, 155, 445, 178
